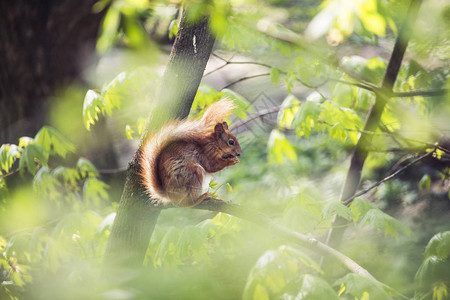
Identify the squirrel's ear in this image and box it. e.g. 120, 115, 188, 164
214, 122, 225, 134
222, 121, 228, 129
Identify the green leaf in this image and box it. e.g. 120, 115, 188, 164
351, 198, 375, 220
322, 201, 354, 221
33, 166, 61, 198
123, 15, 147, 49
267, 130, 297, 165
52, 166, 81, 187
253, 284, 270, 300
270, 68, 280, 85
97, 6, 121, 54
358, 0, 386, 36
415, 256, 450, 286
34, 126, 75, 158
419, 174, 431, 190
0, 144, 20, 174
83, 178, 109, 205
77, 158, 99, 178
359, 208, 411, 238
226, 183, 233, 196
18, 137, 33, 148
19, 143, 47, 175
295, 274, 339, 299
277, 95, 300, 128
282, 206, 320, 233
102, 72, 127, 114
125, 124, 134, 139
82, 89, 104, 130
424, 231, 450, 260
335, 273, 393, 299
168, 19, 179, 39
292, 101, 321, 138
137, 117, 147, 135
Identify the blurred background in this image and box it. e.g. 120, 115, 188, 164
0, 0, 449, 299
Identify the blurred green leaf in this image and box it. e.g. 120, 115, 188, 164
292, 101, 321, 138
0, 144, 20, 174
125, 124, 134, 140
83, 178, 109, 205
268, 130, 297, 165
34, 126, 75, 158
425, 232, 450, 260
270, 68, 280, 85
418, 174, 431, 190
359, 208, 411, 238
77, 158, 99, 178
322, 201, 354, 221
19, 143, 47, 175
335, 273, 393, 299
168, 19, 179, 40
97, 6, 121, 54
277, 94, 300, 128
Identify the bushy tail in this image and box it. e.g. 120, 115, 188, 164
201, 98, 236, 127
139, 98, 235, 203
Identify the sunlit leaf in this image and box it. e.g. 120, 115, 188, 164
277, 95, 300, 128
424, 231, 450, 260
267, 130, 297, 165
97, 6, 121, 54
418, 174, 431, 190
77, 158, 99, 178
19, 144, 47, 175
295, 274, 339, 299
168, 19, 179, 40
292, 101, 321, 138
83, 178, 109, 205
0, 144, 20, 174
34, 126, 75, 158
322, 201, 354, 221
270, 68, 280, 85
359, 208, 411, 238
335, 273, 393, 299
125, 124, 134, 140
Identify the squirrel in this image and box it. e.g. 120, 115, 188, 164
139, 99, 242, 207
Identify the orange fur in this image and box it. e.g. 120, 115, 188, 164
139, 99, 241, 206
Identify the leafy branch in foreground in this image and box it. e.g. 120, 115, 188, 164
207, 53, 448, 99
158, 198, 407, 299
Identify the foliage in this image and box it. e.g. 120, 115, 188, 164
1, 0, 450, 299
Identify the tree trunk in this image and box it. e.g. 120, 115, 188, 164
104, 11, 215, 268
0, 0, 104, 143
324, 0, 423, 250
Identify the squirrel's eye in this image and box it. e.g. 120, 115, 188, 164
228, 139, 234, 145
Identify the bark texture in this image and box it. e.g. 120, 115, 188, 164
0, 0, 104, 143
104, 11, 215, 268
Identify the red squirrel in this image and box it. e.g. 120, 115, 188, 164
139, 99, 242, 207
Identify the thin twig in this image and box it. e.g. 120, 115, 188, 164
392, 89, 448, 98
223, 73, 270, 89
343, 150, 434, 206
0, 168, 19, 179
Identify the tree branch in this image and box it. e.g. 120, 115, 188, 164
159, 198, 376, 280
392, 89, 448, 98
223, 73, 270, 89
325, 0, 423, 249
342, 150, 434, 205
